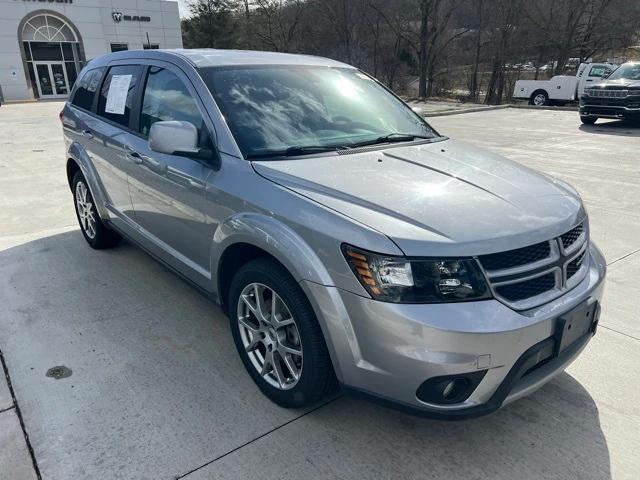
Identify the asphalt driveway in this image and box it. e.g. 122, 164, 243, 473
0, 102, 638, 479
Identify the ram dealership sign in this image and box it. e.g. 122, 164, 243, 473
112, 11, 151, 23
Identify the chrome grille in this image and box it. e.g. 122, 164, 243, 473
478, 222, 589, 310
587, 89, 628, 98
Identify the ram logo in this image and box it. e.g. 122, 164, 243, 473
112, 11, 123, 23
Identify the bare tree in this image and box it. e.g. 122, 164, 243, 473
484, 0, 519, 105
253, 0, 307, 52
181, 0, 640, 99
468, 0, 484, 101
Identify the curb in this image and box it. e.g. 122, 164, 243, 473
424, 105, 510, 117
510, 104, 578, 112
422, 103, 578, 118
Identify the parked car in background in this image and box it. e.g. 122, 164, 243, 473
61, 49, 606, 419
579, 62, 640, 124
513, 63, 615, 106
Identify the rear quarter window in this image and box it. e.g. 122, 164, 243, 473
70, 67, 105, 111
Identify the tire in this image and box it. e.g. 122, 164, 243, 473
228, 257, 336, 408
580, 115, 597, 125
72, 171, 121, 249
529, 90, 549, 106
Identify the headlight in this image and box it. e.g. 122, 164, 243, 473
342, 245, 491, 303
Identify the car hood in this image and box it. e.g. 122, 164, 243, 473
253, 139, 585, 256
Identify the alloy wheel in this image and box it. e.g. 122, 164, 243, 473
533, 93, 547, 106
236, 283, 303, 390
75, 181, 96, 239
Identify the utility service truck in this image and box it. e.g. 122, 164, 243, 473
512, 63, 615, 106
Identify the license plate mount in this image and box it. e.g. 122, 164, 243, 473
554, 299, 600, 356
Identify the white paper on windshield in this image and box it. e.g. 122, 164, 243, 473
104, 74, 132, 114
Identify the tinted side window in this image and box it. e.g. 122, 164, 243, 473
71, 67, 104, 111
139, 67, 209, 147
97, 65, 141, 128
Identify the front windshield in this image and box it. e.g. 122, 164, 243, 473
201, 65, 438, 158
606, 63, 640, 81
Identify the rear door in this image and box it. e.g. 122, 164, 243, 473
88, 64, 144, 228
124, 62, 217, 283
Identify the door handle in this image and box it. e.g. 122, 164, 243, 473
127, 151, 143, 165
81, 129, 94, 139
124, 145, 143, 164
144, 156, 163, 169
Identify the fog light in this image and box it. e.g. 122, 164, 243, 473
442, 378, 469, 400
416, 371, 487, 405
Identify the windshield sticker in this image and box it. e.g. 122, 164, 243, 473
104, 74, 132, 115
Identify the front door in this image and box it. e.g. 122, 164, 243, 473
34, 62, 70, 98
126, 64, 216, 284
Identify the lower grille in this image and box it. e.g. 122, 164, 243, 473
495, 273, 556, 302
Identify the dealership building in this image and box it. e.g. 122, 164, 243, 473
0, 0, 182, 102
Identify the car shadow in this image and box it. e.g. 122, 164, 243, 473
0, 230, 612, 479
318, 371, 612, 479
580, 119, 640, 136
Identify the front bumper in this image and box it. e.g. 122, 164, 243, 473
301, 242, 606, 419
580, 95, 640, 119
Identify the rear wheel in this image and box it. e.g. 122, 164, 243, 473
580, 115, 597, 125
228, 257, 336, 408
72, 171, 121, 249
529, 90, 549, 106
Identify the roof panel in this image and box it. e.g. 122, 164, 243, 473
164, 49, 353, 69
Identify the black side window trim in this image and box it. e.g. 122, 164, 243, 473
90, 68, 107, 113
129, 65, 148, 134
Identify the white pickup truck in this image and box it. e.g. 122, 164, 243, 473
512, 63, 615, 106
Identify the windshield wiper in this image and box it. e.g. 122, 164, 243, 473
348, 132, 435, 148
246, 134, 437, 159
247, 145, 346, 159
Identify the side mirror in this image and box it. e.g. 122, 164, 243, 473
411, 106, 424, 116
149, 120, 199, 156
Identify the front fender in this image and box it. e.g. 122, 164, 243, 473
211, 212, 358, 382
67, 141, 110, 220
211, 212, 334, 289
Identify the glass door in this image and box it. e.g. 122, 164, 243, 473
34, 63, 54, 97
33, 62, 69, 98
50, 63, 69, 96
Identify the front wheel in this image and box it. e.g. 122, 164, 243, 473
228, 257, 336, 408
529, 91, 549, 106
580, 115, 597, 125
72, 171, 121, 249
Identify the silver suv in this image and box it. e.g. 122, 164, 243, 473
61, 49, 606, 419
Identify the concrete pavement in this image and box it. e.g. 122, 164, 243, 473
0, 102, 638, 479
